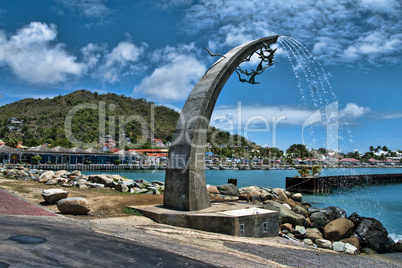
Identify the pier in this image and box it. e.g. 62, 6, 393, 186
286, 173, 402, 194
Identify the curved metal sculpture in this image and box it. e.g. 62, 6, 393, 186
164, 36, 280, 211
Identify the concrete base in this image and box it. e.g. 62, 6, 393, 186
130, 202, 279, 237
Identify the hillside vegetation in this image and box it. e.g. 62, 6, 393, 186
0, 90, 253, 148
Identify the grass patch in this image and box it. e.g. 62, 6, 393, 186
121, 207, 143, 216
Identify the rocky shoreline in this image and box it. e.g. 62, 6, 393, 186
1, 165, 401, 256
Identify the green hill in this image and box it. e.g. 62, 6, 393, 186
0, 90, 254, 149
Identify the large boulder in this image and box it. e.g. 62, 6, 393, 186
88, 175, 114, 187
217, 184, 239, 196
332, 241, 346, 252
341, 236, 360, 249
42, 189, 68, 204
293, 206, 308, 218
115, 183, 129, 193
310, 211, 331, 229
55, 170, 69, 177
272, 188, 288, 201
393, 240, 402, 252
305, 228, 324, 242
57, 197, 90, 215
324, 218, 355, 241
263, 201, 308, 227
291, 193, 302, 202
38, 171, 55, 183
344, 243, 358, 255
354, 217, 395, 253
316, 239, 332, 249
322, 206, 347, 221
207, 185, 220, 194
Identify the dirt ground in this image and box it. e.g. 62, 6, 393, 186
0, 178, 164, 219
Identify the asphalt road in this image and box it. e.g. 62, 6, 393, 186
0, 215, 215, 268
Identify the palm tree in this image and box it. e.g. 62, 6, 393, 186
369, 146, 374, 152
311, 165, 322, 177
297, 166, 310, 177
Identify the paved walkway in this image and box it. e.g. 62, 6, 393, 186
0, 188, 56, 217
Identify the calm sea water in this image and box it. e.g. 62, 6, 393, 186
81, 167, 402, 240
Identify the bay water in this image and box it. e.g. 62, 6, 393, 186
81, 167, 402, 241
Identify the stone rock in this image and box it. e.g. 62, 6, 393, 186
348, 212, 363, 226
272, 188, 288, 201
88, 182, 105, 188
291, 193, 302, 202
310, 211, 331, 229
301, 201, 311, 210
46, 179, 58, 185
284, 198, 298, 208
303, 238, 314, 246
305, 228, 324, 242
285, 191, 292, 198
79, 185, 88, 189
57, 197, 90, 215
332, 241, 345, 252
308, 207, 321, 215
280, 223, 293, 233
152, 180, 164, 186
55, 170, 69, 177
42, 189, 68, 204
293, 206, 308, 218
283, 204, 292, 210
322, 206, 347, 221
88, 175, 114, 187
207, 185, 220, 194
360, 247, 376, 255
217, 184, 239, 196
340, 236, 360, 249
324, 218, 355, 241
38, 171, 55, 183
316, 239, 332, 249
355, 217, 395, 253
393, 240, 402, 252
344, 243, 358, 255
293, 225, 306, 239
153, 189, 161, 195
263, 201, 308, 226
76, 179, 88, 186
116, 183, 129, 192
70, 170, 82, 176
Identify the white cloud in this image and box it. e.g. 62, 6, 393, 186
98, 41, 146, 83
178, 0, 402, 66
0, 22, 84, 84
56, 0, 111, 19
340, 103, 370, 118
134, 55, 205, 101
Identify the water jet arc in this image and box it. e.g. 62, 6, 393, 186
164, 35, 280, 211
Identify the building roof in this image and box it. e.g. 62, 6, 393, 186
340, 158, 360, 162
50, 146, 72, 153
27, 145, 53, 153
0, 145, 17, 153
69, 147, 88, 154
84, 147, 103, 154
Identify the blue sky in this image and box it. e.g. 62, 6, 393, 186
0, 0, 401, 153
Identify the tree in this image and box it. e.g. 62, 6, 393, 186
297, 166, 310, 177
382, 146, 388, 152
32, 155, 42, 164
286, 144, 311, 159
369, 146, 374, 152
311, 165, 322, 177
